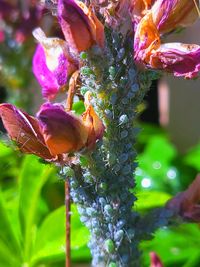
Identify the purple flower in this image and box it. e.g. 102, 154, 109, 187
32, 28, 78, 100
0, 93, 105, 162
134, 0, 200, 78
150, 43, 200, 78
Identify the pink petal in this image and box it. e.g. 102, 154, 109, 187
32, 28, 78, 100
166, 174, 200, 222
150, 252, 163, 267
150, 43, 200, 78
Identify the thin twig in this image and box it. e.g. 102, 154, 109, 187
65, 180, 71, 267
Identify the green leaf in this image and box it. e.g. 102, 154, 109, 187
136, 135, 180, 193
141, 224, 200, 266
140, 135, 177, 164
72, 101, 85, 115
18, 155, 54, 262
31, 206, 66, 266
138, 123, 166, 145
184, 143, 200, 171
32, 204, 90, 265
135, 191, 171, 210
0, 240, 21, 267
0, 189, 21, 259
0, 141, 13, 157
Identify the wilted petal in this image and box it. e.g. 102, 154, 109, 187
95, 0, 131, 33
149, 43, 200, 78
82, 92, 105, 149
37, 103, 88, 156
130, 0, 155, 19
152, 0, 198, 34
134, 12, 160, 62
166, 174, 200, 222
32, 28, 77, 99
58, 0, 104, 53
150, 252, 163, 267
0, 103, 52, 159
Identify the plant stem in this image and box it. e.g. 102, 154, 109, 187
68, 31, 154, 266
65, 181, 71, 267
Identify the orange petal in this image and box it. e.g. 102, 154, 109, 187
66, 70, 80, 111
82, 92, 105, 149
0, 103, 53, 159
130, 0, 155, 18
77, 1, 105, 48
58, 0, 104, 53
37, 103, 88, 156
134, 11, 160, 62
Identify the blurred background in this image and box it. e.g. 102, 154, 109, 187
1, 1, 200, 266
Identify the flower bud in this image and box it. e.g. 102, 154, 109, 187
37, 103, 88, 156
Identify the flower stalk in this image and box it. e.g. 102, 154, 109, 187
66, 30, 154, 266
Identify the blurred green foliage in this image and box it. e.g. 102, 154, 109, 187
0, 143, 90, 267
0, 122, 200, 266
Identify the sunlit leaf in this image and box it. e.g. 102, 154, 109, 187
141, 224, 200, 266
135, 191, 171, 210
72, 101, 85, 115
0, 240, 21, 267
184, 143, 200, 171
32, 204, 90, 265
18, 155, 54, 262
0, 141, 13, 157
31, 206, 66, 265
0, 190, 21, 259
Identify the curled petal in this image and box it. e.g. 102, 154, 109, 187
32, 28, 78, 99
0, 103, 52, 159
82, 92, 105, 149
150, 252, 163, 267
134, 8, 200, 78
66, 70, 80, 111
149, 43, 200, 78
37, 103, 88, 156
58, 0, 104, 53
166, 174, 200, 222
152, 0, 198, 34
134, 12, 160, 62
